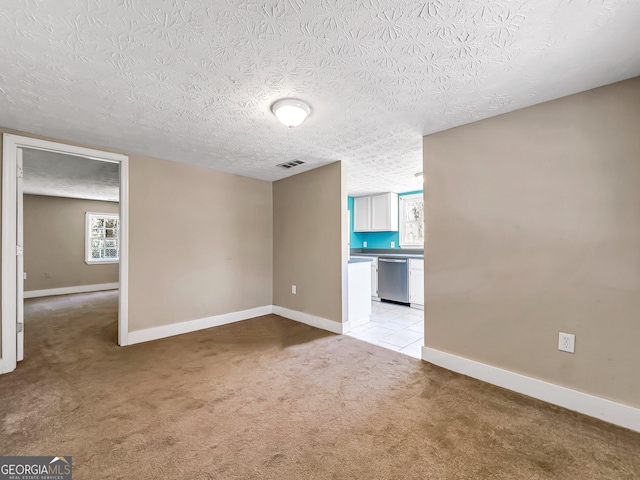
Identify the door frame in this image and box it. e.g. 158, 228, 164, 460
1, 133, 130, 374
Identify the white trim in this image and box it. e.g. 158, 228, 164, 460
422, 346, 640, 433
128, 305, 351, 346
272, 305, 348, 334
85, 211, 120, 264
118, 153, 130, 346
24, 283, 119, 299
127, 303, 352, 346
2, 135, 19, 374
128, 306, 273, 345
2, 133, 130, 374
86, 259, 119, 265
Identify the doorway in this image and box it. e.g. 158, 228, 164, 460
1, 133, 129, 374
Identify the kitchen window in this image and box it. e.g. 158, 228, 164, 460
399, 194, 424, 248
85, 212, 119, 264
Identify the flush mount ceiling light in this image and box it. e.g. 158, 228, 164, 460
271, 98, 312, 127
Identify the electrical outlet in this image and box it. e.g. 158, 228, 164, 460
390, 241, 395, 248
558, 332, 575, 353
291, 285, 296, 294
363, 241, 367, 248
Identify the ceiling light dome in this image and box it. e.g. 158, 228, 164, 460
271, 98, 311, 127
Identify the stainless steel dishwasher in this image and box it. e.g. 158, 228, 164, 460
377, 257, 409, 304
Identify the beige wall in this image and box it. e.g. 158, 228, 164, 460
24, 195, 119, 291
423, 77, 640, 408
1, 127, 273, 341
273, 162, 347, 323
128, 154, 273, 331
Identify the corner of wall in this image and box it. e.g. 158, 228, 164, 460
272, 162, 346, 323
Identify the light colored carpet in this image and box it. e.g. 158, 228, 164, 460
1, 290, 639, 479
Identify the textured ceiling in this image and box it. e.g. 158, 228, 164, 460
23, 149, 120, 202
1, 1, 639, 196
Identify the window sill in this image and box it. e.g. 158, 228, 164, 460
86, 260, 119, 265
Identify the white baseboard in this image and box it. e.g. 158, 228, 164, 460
24, 282, 119, 299
129, 305, 347, 346
422, 347, 640, 433
272, 305, 347, 334
128, 305, 273, 345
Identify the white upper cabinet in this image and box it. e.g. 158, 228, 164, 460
353, 196, 371, 232
371, 193, 398, 231
353, 193, 398, 232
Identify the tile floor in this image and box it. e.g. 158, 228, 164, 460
347, 301, 424, 359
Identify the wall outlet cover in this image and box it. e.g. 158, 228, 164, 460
558, 332, 575, 353
363, 241, 367, 247
291, 285, 296, 294
390, 241, 395, 248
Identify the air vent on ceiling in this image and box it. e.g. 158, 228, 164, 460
276, 160, 305, 169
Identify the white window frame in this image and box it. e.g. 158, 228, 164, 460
85, 212, 120, 264
399, 193, 424, 248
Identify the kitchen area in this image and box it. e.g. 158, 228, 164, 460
347, 190, 424, 358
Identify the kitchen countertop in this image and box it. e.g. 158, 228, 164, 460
348, 257, 374, 264
351, 252, 424, 259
